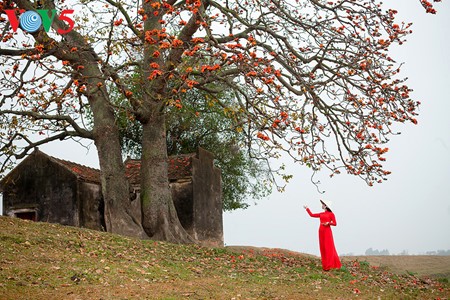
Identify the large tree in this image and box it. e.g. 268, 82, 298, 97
113, 80, 272, 210
0, 0, 440, 242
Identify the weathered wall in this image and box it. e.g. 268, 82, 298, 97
126, 184, 144, 231
170, 179, 194, 234
192, 148, 223, 247
78, 182, 104, 231
2, 153, 79, 226
129, 180, 194, 236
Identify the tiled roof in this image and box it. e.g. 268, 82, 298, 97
51, 156, 101, 183
1, 149, 196, 186
125, 153, 195, 185
124, 159, 141, 185
168, 153, 195, 179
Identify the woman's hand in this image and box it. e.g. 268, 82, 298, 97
303, 205, 308, 210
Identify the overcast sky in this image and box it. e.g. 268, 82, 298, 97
2, 0, 449, 256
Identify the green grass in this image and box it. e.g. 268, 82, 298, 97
0, 216, 448, 299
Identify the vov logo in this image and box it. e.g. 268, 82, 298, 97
4, 9, 75, 34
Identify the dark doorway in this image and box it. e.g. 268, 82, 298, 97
15, 211, 37, 221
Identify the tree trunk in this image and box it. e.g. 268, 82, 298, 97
91, 94, 147, 239
140, 112, 193, 243
76, 45, 147, 239
64, 27, 148, 239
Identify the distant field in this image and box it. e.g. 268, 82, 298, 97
342, 255, 450, 280
228, 246, 450, 280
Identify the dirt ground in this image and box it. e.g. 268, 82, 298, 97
342, 255, 450, 279
227, 246, 450, 279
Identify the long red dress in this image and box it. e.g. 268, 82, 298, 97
306, 208, 341, 271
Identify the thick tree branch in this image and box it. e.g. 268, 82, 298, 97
0, 110, 93, 139
0, 48, 37, 56
166, 2, 209, 71
1, 131, 85, 159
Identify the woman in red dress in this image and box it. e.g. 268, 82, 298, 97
304, 200, 341, 271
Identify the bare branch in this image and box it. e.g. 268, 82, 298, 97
0, 110, 93, 139
104, 0, 142, 38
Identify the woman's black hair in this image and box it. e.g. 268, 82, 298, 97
320, 200, 332, 212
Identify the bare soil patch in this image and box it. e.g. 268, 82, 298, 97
229, 246, 450, 280
343, 255, 450, 279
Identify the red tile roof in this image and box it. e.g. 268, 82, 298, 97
1, 149, 195, 186
49, 156, 101, 183
125, 153, 195, 185
168, 153, 195, 179
124, 159, 141, 185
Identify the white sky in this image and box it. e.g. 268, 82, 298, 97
2, 0, 449, 255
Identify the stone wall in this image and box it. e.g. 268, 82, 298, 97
191, 148, 223, 247
78, 181, 104, 231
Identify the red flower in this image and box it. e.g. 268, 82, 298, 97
149, 62, 160, 69
191, 37, 204, 43
148, 69, 163, 80
172, 39, 183, 47
125, 90, 133, 98
257, 132, 270, 141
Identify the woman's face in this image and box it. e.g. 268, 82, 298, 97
322, 204, 327, 210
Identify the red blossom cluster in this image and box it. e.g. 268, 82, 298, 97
257, 132, 270, 141
420, 0, 442, 14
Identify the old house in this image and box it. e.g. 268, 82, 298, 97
0, 148, 223, 246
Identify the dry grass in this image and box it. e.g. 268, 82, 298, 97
0, 216, 448, 299
342, 255, 450, 280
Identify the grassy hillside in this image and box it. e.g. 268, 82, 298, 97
0, 217, 448, 299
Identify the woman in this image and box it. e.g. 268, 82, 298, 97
304, 200, 341, 271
